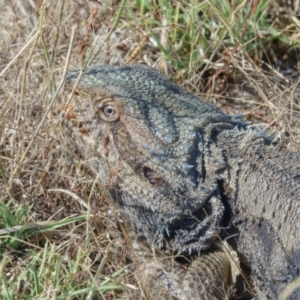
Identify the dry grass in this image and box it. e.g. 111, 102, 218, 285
0, 0, 299, 299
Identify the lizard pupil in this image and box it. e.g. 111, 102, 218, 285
105, 106, 115, 116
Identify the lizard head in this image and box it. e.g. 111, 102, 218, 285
66, 65, 228, 255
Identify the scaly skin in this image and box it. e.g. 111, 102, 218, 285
65, 65, 300, 299
216, 128, 300, 298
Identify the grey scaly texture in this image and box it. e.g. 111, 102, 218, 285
65, 64, 300, 299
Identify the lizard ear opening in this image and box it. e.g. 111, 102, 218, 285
143, 166, 164, 186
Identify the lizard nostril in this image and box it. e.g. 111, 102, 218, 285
143, 166, 163, 186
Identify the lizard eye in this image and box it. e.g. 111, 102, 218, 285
96, 99, 120, 122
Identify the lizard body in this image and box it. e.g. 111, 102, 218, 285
65, 65, 300, 299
